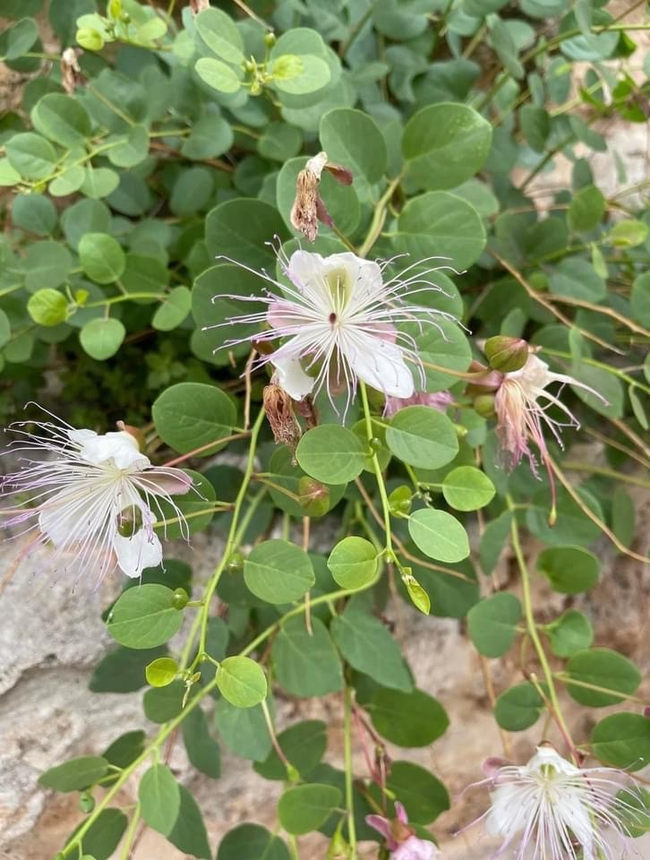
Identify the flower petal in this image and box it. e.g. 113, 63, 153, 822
344, 331, 414, 398
113, 527, 163, 578
271, 355, 315, 400
73, 430, 150, 470
141, 468, 193, 496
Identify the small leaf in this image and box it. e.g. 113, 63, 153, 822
107, 584, 183, 649
145, 656, 178, 687
327, 536, 378, 590
217, 656, 267, 708
408, 508, 470, 563
195, 57, 241, 94
278, 784, 342, 835
467, 593, 522, 657
138, 764, 181, 836
39, 756, 109, 792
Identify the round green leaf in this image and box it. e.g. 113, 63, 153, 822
565, 648, 641, 707
386, 406, 459, 469
27, 288, 68, 326
441, 466, 495, 511
402, 103, 492, 191
548, 258, 606, 302
152, 286, 191, 331
215, 699, 273, 761
319, 108, 387, 200
6, 132, 58, 180
369, 688, 448, 747
537, 545, 600, 594
195, 58, 242, 94
107, 584, 184, 649
547, 610, 594, 658
631, 271, 650, 327
327, 536, 378, 590
278, 784, 342, 835
244, 539, 315, 604
81, 167, 120, 199
39, 756, 109, 792
195, 7, 245, 64
49, 165, 85, 196
0, 310, 11, 350
272, 616, 344, 698
591, 713, 650, 772
145, 656, 178, 688
31, 93, 92, 147
152, 382, 236, 456
205, 199, 289, 270
217, 656, 267, 708
385, 761, 449, 825
254, 720, 327, 781
78, 232, 126, 284
408, 508, 469, 563
296, 425, 366, 484
139, 764, 180, 836
398, 191, 486, 270
12, 193, 57, 234
495, 682, 545, 731
467, 593, 522, 657
272, 53, 331, 95
24, 240, 72, 291
79, 318, 126, 360
217, 824, 290, 860
0, 17, 39, 60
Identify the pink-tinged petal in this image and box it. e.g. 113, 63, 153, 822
345, 333, 414, 399
267, 299, 304, 329
482, 756, 512, 778
393, 835, 439, 860
271, 355, 315, 401
366, 814, 394, 844
113, 527, 162, 578
144, 468, 193, 496
395, 802, 409, 824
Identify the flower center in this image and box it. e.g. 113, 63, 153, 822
329, 312, 338, 325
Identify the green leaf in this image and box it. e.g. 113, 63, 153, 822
31, 93, 92, 147
519, 105, 549, 152
78, 232, 126, 284
6, 132, 58, 179
216, 824, 290, 860
536, 545, 600, 594
195, 58, 242, 94
386, 406, 459, 469
39, 756, 109, 792
526, 485, 605, 546
331, 606, 412, 692
565, 648, 641, 707
548, 258, 606, 302
608, 219, 648, 248
0, 17, 39, 60
319, 108, 387, 200
244, 539, 315, 604
369, 688, 448, 747
217, 656, 267, 708
145, 656, 178, 688
12, 192, 57, 234
215, 698, 273, 761
278, 784, 342, 835
296, 425, 366, 484
106, 125, 149, 169
567, 185, 605, 232
254, 720, 327, 781
195, 7, 245, 64
182, 114, 234, 160
89, 645, 167, 693
402, 103, 492, 191
107, 584, 183, 649
495, 683, 545, 731
152, 286, 191, 331
547, 610, 594, 658
24, 240, 72, 291
272, 616, 344, 697
0, 310, 10, 351
69, 809, 127, 860
467, 593, 522, 657
398, 191, 486, 270
385, 761, 449, 824
152, 382, 236, 456
327, 536, 378, 590
441, 466, 495, 511
205, 199, 289, 270
591, 713, 650, 771
27, 288, 68, 326
168, 785, 212, 859
79, 318, 126, 360
569, 362, 624, 419
144, 680, 186, 724
182, 706, 221, 779
272, 54, 331, 95
103, 731, 146, 771
408, 509, 470, 564
154, 469, 215, 539
138, 764, 181, 836
49, 165, 85, 196
631, 271, 650, 327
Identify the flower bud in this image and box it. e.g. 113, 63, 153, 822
299, 476, 330, 517
264, 31, 276, 47
108, 0, 122, 19
116, 420, 145, 451
76, 28, 105, 51
389, 485, 412, 517
484, 336, 529, 374
226, 552, 244, 574
172, 587, 189, 610
473, 394, 496, 418
327, 829, 351, 859
79, 791, 95, 813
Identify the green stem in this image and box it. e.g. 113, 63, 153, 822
561, 462, 650, 490
119, 804, 141, 860
358, 177, 401, 259
196, 408, 266, 660
507, 498, 578, 762
359, 382, 392, 554
343, 683, 357, 857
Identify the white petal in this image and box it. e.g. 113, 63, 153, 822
75, 430, 151, 470
526, 745, 580, 776
113, 527, 162, 578
485, 782, 530, 838
271, 356, 315, 400
344, 332, 414, 398
39, 486, 104, 547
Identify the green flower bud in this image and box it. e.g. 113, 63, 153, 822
263, 32, 276, 47
76, 28, 105, 51
473, 394, 496, 419
225, 552, 244, 575
172, 587, 189, 610
79, 791, 95, 813
108, 0, 122, 19
484, 336, 529, 374
369, 437, 383, 452
388, 485, 412, 517
327, 829, 351, 858
299, 476, 330, 517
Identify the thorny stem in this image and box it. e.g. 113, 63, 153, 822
344, 683, 358, 857
507, 499, 579, 763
